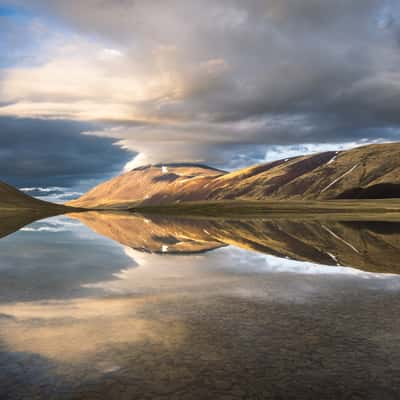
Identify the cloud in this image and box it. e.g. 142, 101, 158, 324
84, 119, 397, 170
0, 117, 132, 187
19, 187, 84, 202
1, 0, 400, 170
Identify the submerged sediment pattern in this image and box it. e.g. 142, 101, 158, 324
1, 286, 400, 399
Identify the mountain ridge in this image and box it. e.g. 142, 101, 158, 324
131, 163, 227, 173
68, 143, 400, 209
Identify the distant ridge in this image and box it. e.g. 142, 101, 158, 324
68, 143, 400, 209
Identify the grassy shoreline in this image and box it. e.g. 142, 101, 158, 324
0, 204, 74, 215
3, 199, 400, 221
127, 199, 400, 219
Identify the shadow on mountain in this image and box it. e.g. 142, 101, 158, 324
337, 183, 400, 199
70, 211, 400, 274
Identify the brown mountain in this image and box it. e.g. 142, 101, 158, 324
68, 143, 400, 209
70, 211, 400, 274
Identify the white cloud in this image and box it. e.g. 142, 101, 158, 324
99, 48, 124, 59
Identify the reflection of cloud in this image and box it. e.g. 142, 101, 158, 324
0, 296, 186, 365
82, 247, 216, 295
2, 224, 400, 372
260, 253, 399, 279
21, 226, 67, 233
82, 245, 400, 301
20, 215, 84, 233
216, 246, 400, 281
2, 241, 399, 364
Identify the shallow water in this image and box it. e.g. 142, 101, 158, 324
1, 212, 400, 399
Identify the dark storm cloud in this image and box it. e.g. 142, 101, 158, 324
0, 117, 132, 187
2, 0, 400, 169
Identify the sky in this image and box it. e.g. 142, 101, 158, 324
1, 0, 400, 194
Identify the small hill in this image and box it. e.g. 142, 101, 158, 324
0, 181, 73, 239
1, 181, 45, 209
0, 181, 68, 211
68, 143, 400, 208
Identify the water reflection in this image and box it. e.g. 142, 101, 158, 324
0, 209, 62, 239
71, 211, 400, 274
1, 211, 400, 399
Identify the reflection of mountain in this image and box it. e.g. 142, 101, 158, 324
71, 212, 400, 274
0, 181, 71, 239
0, 212, 39, 239
69, 211, 225, 254
68, 143, 400, 208
0, 210, 66, 239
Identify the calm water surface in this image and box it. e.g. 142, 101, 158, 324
1, 212, 400, 399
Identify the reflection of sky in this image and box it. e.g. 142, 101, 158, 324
81, 245, 400, 306
1, 215, 400, 304
0, 215, 134, 302
1, 215, 400, 398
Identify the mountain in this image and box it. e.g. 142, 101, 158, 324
0, 181, 58, 210
68, 143, 400, 208
0, 181, 70, 236
0, 182, 74, 238
70, 211, 400, 274
68, 164, 225, 208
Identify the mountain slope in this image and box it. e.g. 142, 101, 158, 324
68, 164, 225, 208
0, 181, 70, 213
1, 181, 46, 209
0, 181, 74, 239
68, 143, 400, 208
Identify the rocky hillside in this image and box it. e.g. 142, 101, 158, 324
68, 143, 400, 208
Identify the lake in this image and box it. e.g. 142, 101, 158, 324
1, 212, 400, 399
